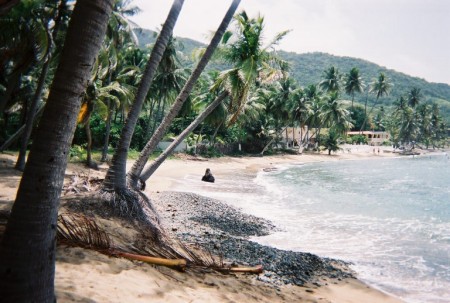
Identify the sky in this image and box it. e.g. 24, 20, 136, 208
129, 0, 450, 85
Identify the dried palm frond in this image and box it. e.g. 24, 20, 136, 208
57, 213, 112, 252
56, 213, 263, 274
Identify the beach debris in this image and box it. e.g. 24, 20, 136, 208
217, 264, 263, 274
115, 252, 187, 271
63, 172, 103, 195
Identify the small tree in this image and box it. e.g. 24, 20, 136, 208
322, 130, 340, 155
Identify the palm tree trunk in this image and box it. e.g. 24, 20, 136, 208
0, 104, 45, 152
139, 91, 229, 183
85, 116, 97, 169
211, 120, 224, 146
150, 98, 163, 136
0, 1, 112, 301
104, 0, 185, 191
360, 97, 379, 133
128, 0, 240, 188
101, 100, 114, 162
15, 0, 66, 171
292, 125, 295, 147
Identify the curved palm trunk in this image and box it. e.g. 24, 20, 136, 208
15, 0, 66, 171
104, 0, 184, 191
140, 91, 228, 183
128, 0, 240, 188
0, 1, 112, 301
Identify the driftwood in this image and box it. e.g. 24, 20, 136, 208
115, 252, 187, 271
221, 264, 263, 274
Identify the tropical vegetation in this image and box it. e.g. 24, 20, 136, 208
0, 0, 448, 300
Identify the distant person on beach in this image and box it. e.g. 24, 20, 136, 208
201, 168, 215, 183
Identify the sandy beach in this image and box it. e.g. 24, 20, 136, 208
0, 146, 408, 303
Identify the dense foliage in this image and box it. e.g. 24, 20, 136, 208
1, 6, 448, 166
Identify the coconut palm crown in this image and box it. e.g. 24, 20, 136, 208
212, 11, 290, 125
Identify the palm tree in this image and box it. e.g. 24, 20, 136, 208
15, 0, 69, 171
266, 78, 293, 146
127, 0, 241, 188
319, 66, 341, 93
361, 72, 392, 131
103, 0, 185, 191
146, 36, 188, 139
398, 106, 417, 146
137, 10, 288, 183
304, 85, 323, 148
323, 129, 340, 155
0, 0, 52, 119
320, 91, 352, 135
291, 87, 312, 147
407, 87, 422, 109
0, 1, 113, 301
344, 67, 364, 111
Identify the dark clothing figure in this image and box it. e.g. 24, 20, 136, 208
202, 168, 215, 183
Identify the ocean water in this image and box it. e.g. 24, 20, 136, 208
173, 154, 450, 303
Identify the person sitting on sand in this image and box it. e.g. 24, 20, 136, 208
201, 168, 215, 183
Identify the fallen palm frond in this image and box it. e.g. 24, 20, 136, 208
56, 213, 263, 274
57, 213, 188, 271
0, 210, 263, 274
57, 213, 111, 252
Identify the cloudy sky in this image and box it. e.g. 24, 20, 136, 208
130, 0, 450, 85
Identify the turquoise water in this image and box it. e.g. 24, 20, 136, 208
174, 154, 450, 303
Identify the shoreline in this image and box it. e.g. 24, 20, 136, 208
2, 147, 439, 302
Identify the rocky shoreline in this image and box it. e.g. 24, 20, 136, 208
151, 191, 354, 287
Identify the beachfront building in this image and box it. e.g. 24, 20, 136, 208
347, 131, 390, 146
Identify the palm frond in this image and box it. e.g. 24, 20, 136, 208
57, 213, 111, 251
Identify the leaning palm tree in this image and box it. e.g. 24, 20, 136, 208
137, 10, 289, 183
103, 0, 185, 192
0, 0, 113, 301
127, 0, 241, 188
344, 67, 365, 111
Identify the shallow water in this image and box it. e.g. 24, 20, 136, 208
173, 153, 450, 303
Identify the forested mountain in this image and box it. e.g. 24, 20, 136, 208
135, 28, 450, 122
281, 51, 450, 117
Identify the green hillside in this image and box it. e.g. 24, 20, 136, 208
135, 28, 450, 122
282, 51, 450, 114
